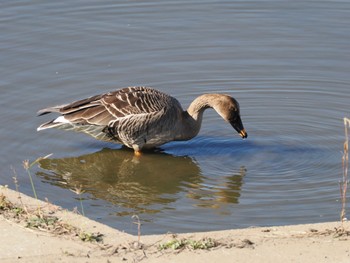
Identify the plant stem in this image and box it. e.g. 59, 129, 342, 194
132, 215, 141, 244
22, 154, 53, 200
23, 160, 38, 200
340, 118, 350, 225
79, 194, 85, 217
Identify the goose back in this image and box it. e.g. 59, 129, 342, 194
38, 87, 184, 148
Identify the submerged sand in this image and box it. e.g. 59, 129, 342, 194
0, 187, 349, 263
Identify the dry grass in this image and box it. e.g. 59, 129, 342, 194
0, 157, 103, 243
0, 193, 103, 242
340, 118, 350, 226
0, 194, 102, 242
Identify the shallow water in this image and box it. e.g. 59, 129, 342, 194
1, 0, 349, 234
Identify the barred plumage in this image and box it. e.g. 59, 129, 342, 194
37, 87, 247, 155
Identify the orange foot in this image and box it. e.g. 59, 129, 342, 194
134, 150, 142, 157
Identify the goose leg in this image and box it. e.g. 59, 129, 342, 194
134, 150, 142, 157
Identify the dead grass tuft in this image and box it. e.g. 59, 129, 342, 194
340, 118, 350, 226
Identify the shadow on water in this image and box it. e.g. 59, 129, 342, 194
36, 147, 246, 217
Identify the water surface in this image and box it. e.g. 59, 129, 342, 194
1, 0, 349, 234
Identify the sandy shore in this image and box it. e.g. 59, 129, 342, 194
0, 186, 349, 263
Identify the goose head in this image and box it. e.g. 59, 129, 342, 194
212, 95, 248, 139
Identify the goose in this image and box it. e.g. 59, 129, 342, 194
37, 87, 247, 156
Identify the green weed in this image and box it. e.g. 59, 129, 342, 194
78, 231, 103, 242
159, 237, 218, 251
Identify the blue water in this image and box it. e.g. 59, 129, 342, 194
1, 0, 349, 234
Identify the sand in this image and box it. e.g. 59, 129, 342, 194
0, 186, 349, 263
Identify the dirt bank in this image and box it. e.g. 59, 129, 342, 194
0, 186, 349, 263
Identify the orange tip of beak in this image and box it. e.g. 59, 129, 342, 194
240, 129, 248, 139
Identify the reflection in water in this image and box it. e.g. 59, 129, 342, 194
37, 148, 246, 217
186, 167, 247, 209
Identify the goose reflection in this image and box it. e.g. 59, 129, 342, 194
37, 148, 246, 215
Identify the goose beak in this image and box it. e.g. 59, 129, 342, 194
229, 117, 248, 139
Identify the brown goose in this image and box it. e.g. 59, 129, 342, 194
37, 87, 247, 156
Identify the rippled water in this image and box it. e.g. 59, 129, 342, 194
1, 1, 349, 234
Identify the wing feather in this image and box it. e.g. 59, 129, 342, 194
37, 87, 177, 145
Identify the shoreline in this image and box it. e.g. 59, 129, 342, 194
1, 186, 349, 263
